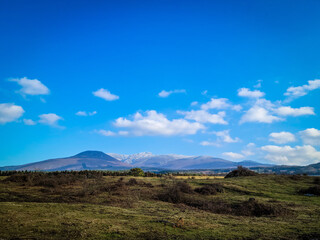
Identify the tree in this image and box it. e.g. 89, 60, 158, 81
128, 168, 144, 177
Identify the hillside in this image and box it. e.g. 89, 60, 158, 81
0, 151, 132, 171
0, 172, 319, 239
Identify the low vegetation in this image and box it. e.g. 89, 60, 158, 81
224, 166, 258, 178
0, 170, 319, 239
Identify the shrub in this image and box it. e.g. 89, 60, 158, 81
289, 175, 303, 181
175, 181, 193, 193
157, 181, 192, 203
158, 185, 182, 203
232, 198, 290, 217
313, 177, 320, 185
225, 166, 258, 178
194, 184, 224, 195
127, 178, 138, 185
299, 186, 320, 196
128, 168, 144, 177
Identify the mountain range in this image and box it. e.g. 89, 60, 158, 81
0, 150, 272, 171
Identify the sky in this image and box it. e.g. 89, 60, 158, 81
1, 0, 320, 166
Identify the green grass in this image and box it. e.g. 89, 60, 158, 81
0, 174, 320, 239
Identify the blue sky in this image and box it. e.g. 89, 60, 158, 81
1, 0, 320, 166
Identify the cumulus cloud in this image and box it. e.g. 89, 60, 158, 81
38, 113, 64, 128
299, 128, 320, 146
275, 106, 315, 116
201, 130, 240, 147
241, 143, 256, 157
178, 110, 228, 124
240, 105, 283, 124
213, 130, 240, 143
114, 110, 204, 136
223, 152, 244, 159
284, 79, 320, 99
10, 77, 50, 96
240, 95, 315, 124
158, 89, 186, 98
76, 111, 97, 116
261, 145, 320, 165
0, 103, 24, 124
201, 98, 242, 111
93, 88, 119, 101
269, 131, 296, 144
241, 150, 254, 156
237, 88, 265, 98
23, 119, 36, 125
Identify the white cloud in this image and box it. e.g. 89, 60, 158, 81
95, 130, 129, 137
201, 98, 242, 111
299, 128, 320, 146
241, 150, 254, 156
237, 88, 265, 98
23, 119, 36, 125
38, 113, 64, 128
284, 79, 320, 99
269, 131, 296, 144
275, 106, 315, 117
201, 90, 208, 95
223, 152, 244, 159
200, 141, 220, 147
201, 130, 239, 147
213, 130, 240, 143
96, 130, 116, 136
261, 145, 320, 165
114, 110, 204, 136
201, 98, 230, 110
118, 131, 129, 136
190, 101, 198, 106
93, 88, 119, 101
76, 111, 87, 116
232, 104, 243, 111
240, 105, 283, 124
178, 110, 228, 124
158, 89, 186, 98
254, 80, 262, 88
247, 143, 256, 148
76, 111, 97, 116
10, 77, 50, 96
241, 142, 256, 157
0, 103, 24, 124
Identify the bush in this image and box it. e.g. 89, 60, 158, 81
158, 185, 182, 203
194, 184, 224, 195
175, 181, 193, 193
313, 177, 320, 185
127, 178, 138, 185
299, 186, 320, 196
157, 181, 192, 203
289, 175, 303, 181
232, 198, 290, 217
128, 168, 144, 177
225, 166, 258, 178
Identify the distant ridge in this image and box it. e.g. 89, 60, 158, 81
0, 151, 132, 171
0, 151, 272, 171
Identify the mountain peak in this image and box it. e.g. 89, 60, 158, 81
73, 151, 109, 159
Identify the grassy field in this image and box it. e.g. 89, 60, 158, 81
0, 172, 319, 240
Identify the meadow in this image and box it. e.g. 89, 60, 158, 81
0, 170, 319, 240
